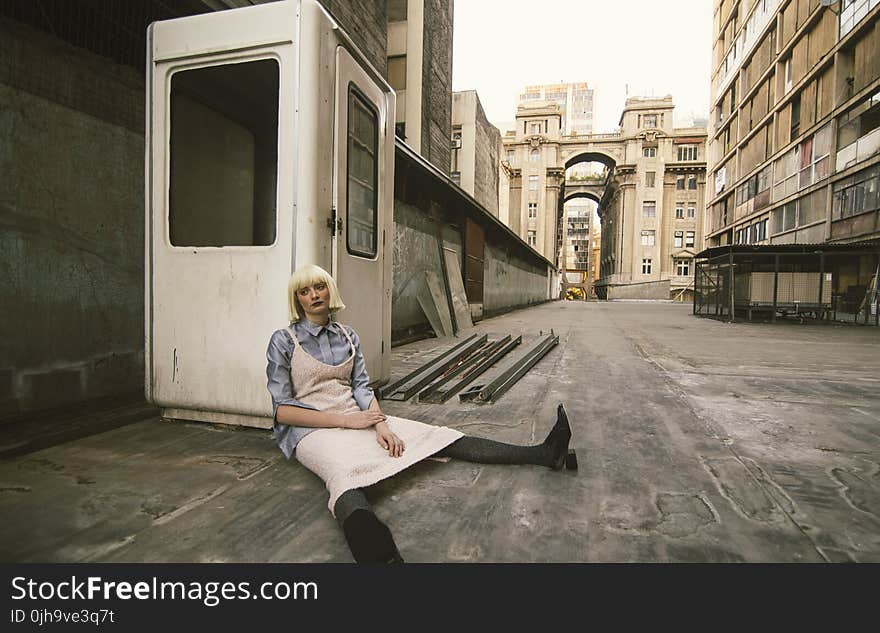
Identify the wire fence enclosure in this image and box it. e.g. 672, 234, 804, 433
694, 243, 880, 325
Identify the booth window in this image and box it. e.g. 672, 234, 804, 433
169, 59, 279, 247
346, 87, 379, 258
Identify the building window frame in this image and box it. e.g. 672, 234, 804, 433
675, 258, 691, 276
677, 144, 698, 161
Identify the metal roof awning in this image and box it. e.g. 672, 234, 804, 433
695, 241, 880, 260
394, 138, 556, 271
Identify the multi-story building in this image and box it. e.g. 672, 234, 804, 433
451, 90, 502, 215
564, 202, 593, 272
519, 82, 596, 135
595, 97, 708, 301
502, 100, 567, 262
706, 0, 880, 251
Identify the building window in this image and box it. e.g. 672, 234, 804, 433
643, 147, 657, 158
675, 259, 690, 276
783, 56, 792, 93
642, 201, 656, 217
507, 149, 516, 165
530, 122, 542, 134
528, 230, 537, 246
687, 204, 696, 218
674, 230, 683, 248
528, 202, 537, 218
645, 171, 655, 188
837, 91, 880, 169
642, 258, 652, 274
529, 175, 539, 191
687, 175, 697, 190
530, 149, 541, 162
641, 230, 655, 246
677, 144, 698, 161
840, 0, 878, 36
643, 114, 657, 128
685, 231, 695, 247
753, 218, 768, 242
451, 171, 461, 185
387, 0, 407, 21
675, 206, 684, 219
676, 176, 685, 190
833, 164, 880, 220
387, 55, 406, 91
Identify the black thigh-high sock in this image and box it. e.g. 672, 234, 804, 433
434, 435, 553, 467
333, 488, 403, 563
435, 404, 573, 469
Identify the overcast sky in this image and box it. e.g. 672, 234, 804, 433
452, 0, 714, 133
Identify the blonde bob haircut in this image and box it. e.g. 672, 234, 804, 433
287, 264, 346, 322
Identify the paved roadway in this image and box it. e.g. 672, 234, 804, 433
1, 301, 878, 562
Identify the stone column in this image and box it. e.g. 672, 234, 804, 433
508, 168, 522, 237
545, 167, 565, 265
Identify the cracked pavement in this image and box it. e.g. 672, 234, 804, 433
1, 301, 878, 562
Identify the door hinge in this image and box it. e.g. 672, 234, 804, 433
327, 207, 342, 235
381, 340, 384, 353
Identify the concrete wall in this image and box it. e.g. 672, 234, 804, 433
483, 243, 549, 316
392, 149, 552, 342
0, 19, 145, 416
452, 90, 500, 215
605, 279, 671, 300
391, 197, 462, 343
473, 95, 501, 216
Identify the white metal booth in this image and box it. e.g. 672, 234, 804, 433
145, 0, 395, 427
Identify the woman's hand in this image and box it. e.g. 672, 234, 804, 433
375, 421, 405, 457
341, 410, 386, 429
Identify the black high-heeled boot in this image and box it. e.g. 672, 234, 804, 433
544, 403, 577, 470
342, 509, 405, 563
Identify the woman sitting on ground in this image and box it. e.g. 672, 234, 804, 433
266, 264, 575, 563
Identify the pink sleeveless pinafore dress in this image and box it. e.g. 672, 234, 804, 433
289, 324, 463, 515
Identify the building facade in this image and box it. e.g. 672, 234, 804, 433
387, 0, 454, 174
706, 0, 880, 252
595, 97, 709, 301
519, 82, 596, 135
451, 90, 502, 215
501, 101, 567, 263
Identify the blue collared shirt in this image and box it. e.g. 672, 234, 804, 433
266, 318, 374, 459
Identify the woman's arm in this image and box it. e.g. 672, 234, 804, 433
267, 328, 384, 430
276, 403, 384, 429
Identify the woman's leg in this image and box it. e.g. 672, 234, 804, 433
333, 488, 404, 563
435, 403, 574, 470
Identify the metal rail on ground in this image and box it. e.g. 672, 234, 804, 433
459, 331, 558, 404
420, 335, 522, 404
380, 334, 488, 401
415, 337, 505, 402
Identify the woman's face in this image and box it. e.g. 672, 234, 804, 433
296, 281, 331, 322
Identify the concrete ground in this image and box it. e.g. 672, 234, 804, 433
1, 301, 878, 562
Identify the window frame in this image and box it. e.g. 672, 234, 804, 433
345, 83, 380, 259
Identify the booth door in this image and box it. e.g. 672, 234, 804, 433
332, 47, 391, 384
148, 48, 293, 417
